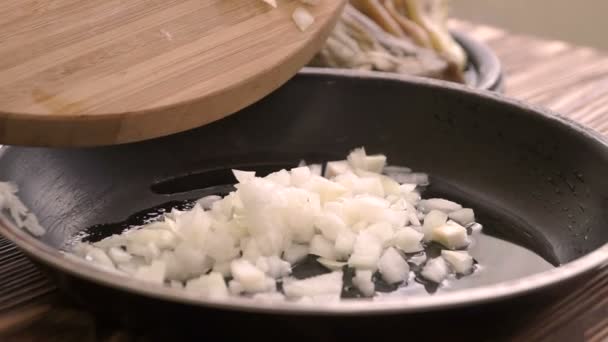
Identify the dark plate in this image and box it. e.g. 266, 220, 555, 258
0, 70, 605, 339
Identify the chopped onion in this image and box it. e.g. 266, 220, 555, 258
67, 147, 483, 303
377, 247, 409, 284
393, 227, 424, 253
419, 198, 463, 214
432, 223, 470, 250
422, 210, 448, 241
283, 271, 343, 299
353, 270, 375, 297
421, 257, 449, 283
448, 208, 475, 226
441, 250, 474, 274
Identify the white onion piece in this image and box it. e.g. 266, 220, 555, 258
448, 208, 475, 226
230, 259, 274, 293
419, 198, 463, 214
197, 195, 222, 210
134, 260, 166, 284
421, 257, 449, 283
366, 222, 395, 247
255, 256, 291, 278
353, 270, 375, 297
309, 163, 323, 176
283, 271, 343, 299
377, 247, 409, 284
212, 261, 232, 277
108, 247, 132, 264
290, 166, 312, 187
432, 223, 470, 250
309, 234, 337, 260
315, 212, 347, 241
283, 244, 309, 264
232, 170, 256, 183
347, 147, 386, 173
422, 210, 448, 241
325, 160, 351, 178
334, 230, 356, 259
348, 230, 382, 270
441, 250, 474, 274
393, 227, 424, 253
185, 272, 229, 299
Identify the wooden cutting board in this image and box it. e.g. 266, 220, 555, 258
0, 0, 345, 147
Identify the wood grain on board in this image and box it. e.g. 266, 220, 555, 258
0, 0, 345, 146
0, 20, 608, 342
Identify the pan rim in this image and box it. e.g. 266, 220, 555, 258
0, 69, 607, 316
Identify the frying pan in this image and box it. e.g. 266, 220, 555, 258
0, 69, 606, 340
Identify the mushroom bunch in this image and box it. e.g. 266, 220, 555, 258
310, 0, 466, 82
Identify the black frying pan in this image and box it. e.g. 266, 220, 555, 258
0, 69, 606, 340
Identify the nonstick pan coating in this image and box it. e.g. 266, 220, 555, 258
0, 70, 606, 332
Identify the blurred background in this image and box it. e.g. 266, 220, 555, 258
454, 0, 607, 49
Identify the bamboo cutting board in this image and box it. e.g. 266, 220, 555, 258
0, 0, 345, 146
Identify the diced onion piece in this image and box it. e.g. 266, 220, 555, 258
366, 222, 395, 247
377, 247, 409, 284
325, 160, 351, 178
353, 270, 375, 297
422, 210, 448, 242
230, 259, 274, 293
347, 147, 386, 173
265, 169, 291, 186
334, 230, 356, 259
134, 260, 166, 284
302, 176, 348, 203
255, 256, 291, 278
212, 261, 232, 277
232, 169, 256, 183
290, 166, 312, 186
197, 195, 222, 210
317, 258, 347, 271
283, 271, 343, 299
126, 228, 178, 250
228, 280, 244, 296
419, 198, 463, 213
292, 7, 315, 32
432, 223, 470, 249
393, 227, 424, 253
83, 245, 116, 269
185, 272, 229, 299
309, 234, 337, 260
309, 164, 323, 176
348, 230, 382, 270
108, 247, 132, 264
421, 257, 449, 283
441, 250, 474, 274
448, 208, 475, 226
315, 212, 347, 241
283, 244, 309, 264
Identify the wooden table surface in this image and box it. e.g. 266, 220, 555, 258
1, 21, 608, 341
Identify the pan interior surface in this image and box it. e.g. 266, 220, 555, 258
0, 70, 606, 311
